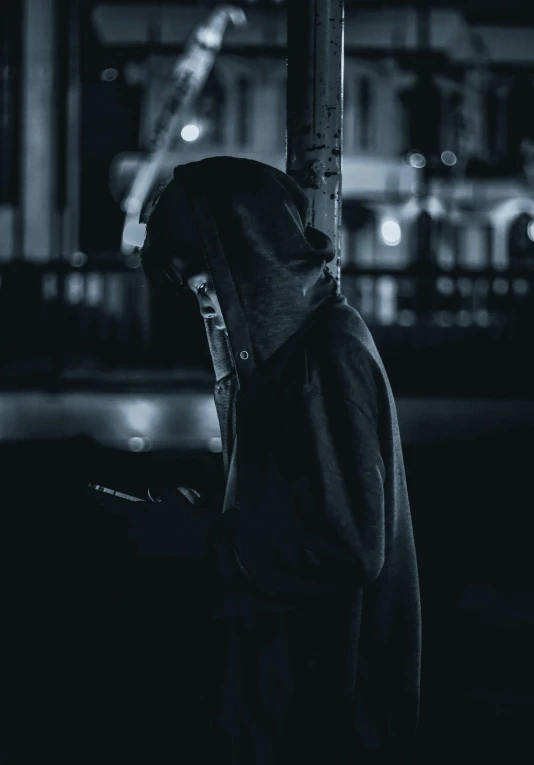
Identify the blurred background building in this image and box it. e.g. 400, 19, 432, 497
0, 2, 533, 762
1, 0, 534, 399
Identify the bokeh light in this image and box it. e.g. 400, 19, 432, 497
181, 124, 201, 142
380, 219, 402, 246
409, 152, 426, 169
441, 150, 457, 166
100, 68, 118, 82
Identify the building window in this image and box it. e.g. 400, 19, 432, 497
197, 70, 225, 146
435, 219, 456, 270
237, 76, 250, 147
414, 211, 434, 263
277, 79, 286, 152
358, 76, 372, 151
509, 212, 534, 269
507, 75, 534, 167
403, 74, 441, 156
399, 89, 412, 154
343, 205, 376, 265
485, 89, 499, 159
0, 1, 21, 205
446, 92, 463, 156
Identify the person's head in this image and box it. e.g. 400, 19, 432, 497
141, 180, 226, 332
141, 157, 337, 376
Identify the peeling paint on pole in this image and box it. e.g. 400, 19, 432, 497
286, 0, 344, 290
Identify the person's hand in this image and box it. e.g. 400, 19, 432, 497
127, 487, 215, 559
177, 486, 202, 505
147, 486, 202, 506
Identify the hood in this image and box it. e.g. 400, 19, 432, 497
165, 157, 337, 384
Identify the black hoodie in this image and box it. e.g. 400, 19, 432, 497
148, 157, 421, 764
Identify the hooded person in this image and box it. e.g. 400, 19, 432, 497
137, 156, 421, 765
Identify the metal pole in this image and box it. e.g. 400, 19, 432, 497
286, 0, 344, 290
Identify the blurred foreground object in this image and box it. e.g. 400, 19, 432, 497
120, 4, 246, 255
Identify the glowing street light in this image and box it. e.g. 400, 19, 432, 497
527, 219, 534, 242
181, 124, 201, 142
380, 219, 402, 247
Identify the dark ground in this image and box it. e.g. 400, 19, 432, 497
0, 426, 532, 762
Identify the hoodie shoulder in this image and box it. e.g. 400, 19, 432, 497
325, 297, 381, 358
312, 295, 383, 370
305, 297, 385, 422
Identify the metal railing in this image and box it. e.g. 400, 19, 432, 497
342, 261, 533, 397
0, 254, 210, 386
0, 255, 532, 397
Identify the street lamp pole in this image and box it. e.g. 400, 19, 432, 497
286, 0, 344, 290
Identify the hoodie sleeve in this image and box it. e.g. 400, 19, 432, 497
215, 344, 387, 601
